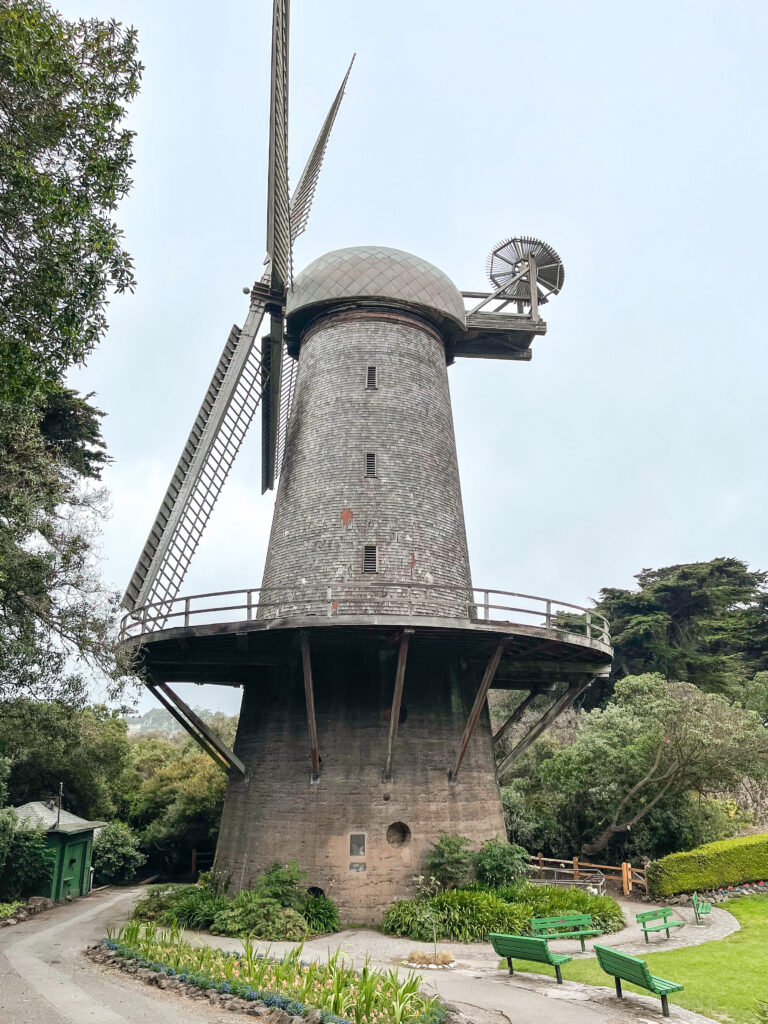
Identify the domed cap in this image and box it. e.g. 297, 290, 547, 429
286, 245, 466, 340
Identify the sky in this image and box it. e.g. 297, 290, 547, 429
63, 0, 768, 714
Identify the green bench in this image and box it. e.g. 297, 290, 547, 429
594, 944, 683, 1017
530, 913, 600, 951
490, 932, 572, 984
692, 891, 712, 925
636, 908, 684, 942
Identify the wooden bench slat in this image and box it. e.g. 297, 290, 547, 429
594, 944, 683, 1017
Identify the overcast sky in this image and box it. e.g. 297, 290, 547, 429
64, 0, 768, 714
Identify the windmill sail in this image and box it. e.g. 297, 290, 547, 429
272, 55, 355, 481
122, 51, 354, 617
123, 301, 268, 616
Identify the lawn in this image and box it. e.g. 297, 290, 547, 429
506, 895, 768, 1024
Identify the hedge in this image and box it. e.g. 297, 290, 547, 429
646, 832, 768, 897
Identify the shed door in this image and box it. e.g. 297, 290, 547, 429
61, 840, 87, 897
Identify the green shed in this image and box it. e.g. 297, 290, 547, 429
13, 801, 106, 900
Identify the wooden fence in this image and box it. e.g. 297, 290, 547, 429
533, 854, 647, 896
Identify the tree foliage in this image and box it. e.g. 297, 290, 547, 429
127, 751, 227, 872
0, 0, 141, 703
0, 0, 141, 402
0, 700, 133, 818
92, 820, 145, 885
503, 675, 768, 860
592, 558, 768, 704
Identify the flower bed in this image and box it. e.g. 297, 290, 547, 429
101, 921, 445, 1024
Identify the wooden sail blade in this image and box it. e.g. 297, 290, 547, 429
266, 0, 291, 293
271, 56, 355, 483
122, 299, 268, 615
289, 54, 354, 244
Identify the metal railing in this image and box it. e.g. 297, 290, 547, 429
119, 582, 610, 646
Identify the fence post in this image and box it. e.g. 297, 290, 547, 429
184, 597, 191, 627
573, 856, 579, 880
621, 862, 630, 895
246, 590, 253, 621
538, 852, 544, 879
191, 848, 197, 878
546, 600, 552, 628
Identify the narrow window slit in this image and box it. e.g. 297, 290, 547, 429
366, 366, 377, 390
365, 453, 376, 478
363, 545, 377, 573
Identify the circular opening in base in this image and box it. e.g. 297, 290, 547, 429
386, 821, 411, 847
307, 886, 325, 898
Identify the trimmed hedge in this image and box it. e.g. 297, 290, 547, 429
647, 832, 768, 897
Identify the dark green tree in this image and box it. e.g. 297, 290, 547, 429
0, 1, 142, 702
0, 0, 141, 403
590, 558, 768, 705
0, 700, 133, 819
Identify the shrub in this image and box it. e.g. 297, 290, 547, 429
646, 832, 768, 897
301, 893, 339, 934
382, 899, 440, 942
383, 890, 530, 942
425, 833, 474, 890
429, 890, 531, 942
474, 837, 530, 888
250, 860, 306, 910
494, 881, 625, 933
0, 826, 55, 902
0, 900, 23, 919
93, 822, 146, 885
132, 883, 189, 921
160, 887, 230, 930
210, 894, 308, 939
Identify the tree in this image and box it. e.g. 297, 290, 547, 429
531, 675, 768, 857
591, 558, 768, 704
92, 821, 145, 885
0, 0, 142, 702
0, 0, 141, 403
0, 700, 133, 819
128, 753, 227, 872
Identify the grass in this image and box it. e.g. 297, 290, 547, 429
503, 895, 768, 1024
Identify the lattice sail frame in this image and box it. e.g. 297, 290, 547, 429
122, 10, 353, 617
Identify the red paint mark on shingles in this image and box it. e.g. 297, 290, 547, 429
410, 552, 416, 569
340, 508, 354, 526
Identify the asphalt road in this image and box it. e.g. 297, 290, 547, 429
0, 887, 711, 1024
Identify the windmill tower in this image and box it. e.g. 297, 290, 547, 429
121, 1, 612, 919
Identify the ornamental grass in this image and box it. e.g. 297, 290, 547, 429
106, 921, 444, 1024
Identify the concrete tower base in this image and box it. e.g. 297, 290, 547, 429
214, 638, 506, 921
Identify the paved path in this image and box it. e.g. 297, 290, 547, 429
0, 887, 729, 1024
0, 888, 240, 1024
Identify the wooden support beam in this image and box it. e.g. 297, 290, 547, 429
384, 631, 411, 780
300, 633, 320, 781
448, 639, 506, 782
496, 677, 593, 784
154, 681, 247, 776
148, 682, 229, 773
492, 690, 538, 746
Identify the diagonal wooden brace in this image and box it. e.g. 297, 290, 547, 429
492, 690, 538, 747
300, 632, 320, 782
384, 630, 412, 780
496, 677, 593, 784
149, 680, 247, 776
448, 638, 506, 782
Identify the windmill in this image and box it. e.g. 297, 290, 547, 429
121, 0, 612, 919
